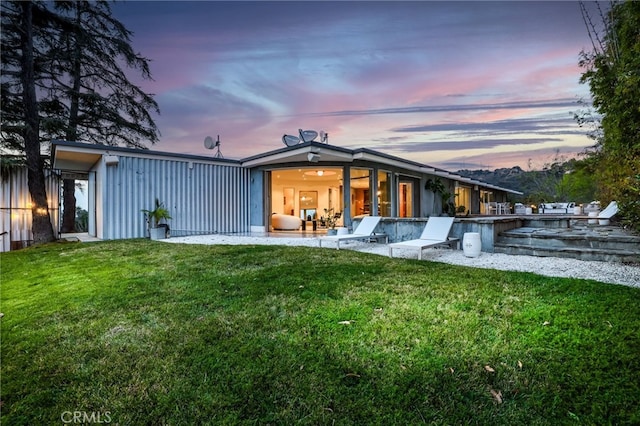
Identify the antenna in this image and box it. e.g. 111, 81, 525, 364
319, 130, 328, 144
204, 135, 223, 158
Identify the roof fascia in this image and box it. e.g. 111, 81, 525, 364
51, 140, 242, 167
241, 142, 354, 167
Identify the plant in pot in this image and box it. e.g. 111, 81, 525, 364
323, 208, 340, 235
425, 178, 455, 216
142, 198, 172, 240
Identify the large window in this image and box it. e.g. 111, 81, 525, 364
299, 191, 318, 220
480, 190, 494, 214
455, 185, 471, 215
377, 170, 391, 216
270, 168, 343, 224
350, 168, 372, 217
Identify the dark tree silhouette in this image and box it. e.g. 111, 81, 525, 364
1, 0, 160, 237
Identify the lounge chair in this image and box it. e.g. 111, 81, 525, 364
318, 216, 387, 250
598, 201, 618, 225
388, 217, 458, 260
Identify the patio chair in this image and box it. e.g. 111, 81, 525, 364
318, 216, 387, 250
388, 217, 457, 260
597, 201, 618, 225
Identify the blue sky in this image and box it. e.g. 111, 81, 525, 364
112, 1, 601, 170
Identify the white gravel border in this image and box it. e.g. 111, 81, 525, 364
163, 234, 640, 288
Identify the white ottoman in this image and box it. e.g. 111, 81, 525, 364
272, 214, 302, 230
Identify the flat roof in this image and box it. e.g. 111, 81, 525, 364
241, 142, 522, 195
51, 140, 522, 195
51, 140, 241, 171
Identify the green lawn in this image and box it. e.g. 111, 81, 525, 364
1, 240, 639, 425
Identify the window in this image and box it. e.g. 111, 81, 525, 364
377, 170, 391, 216
455, 185, 471, 215
350, 168, 371, 217
480, 190, 494, 214
299, 191, 318, 220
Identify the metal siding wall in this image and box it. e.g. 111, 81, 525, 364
100, 155, 250, 239
0, 167, 60, 252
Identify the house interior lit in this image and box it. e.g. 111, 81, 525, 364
270, 167, 395, 230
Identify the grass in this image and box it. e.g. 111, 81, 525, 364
1, 239, 639, 425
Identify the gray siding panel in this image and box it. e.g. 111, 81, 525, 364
101, 156, 250, 240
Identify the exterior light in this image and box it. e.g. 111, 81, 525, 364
317, 170, 324, 176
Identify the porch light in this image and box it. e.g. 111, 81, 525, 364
317, 170, 324, 176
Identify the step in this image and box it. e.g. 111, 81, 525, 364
498, 227, 639, 252
493, 243, 640, 263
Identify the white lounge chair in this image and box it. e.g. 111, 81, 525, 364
598, 201, 618, 225
318, 216, 387, 250
388, 217, 458, 260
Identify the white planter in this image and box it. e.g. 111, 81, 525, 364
326, 229, 338, 236
525, 207, 533, 215
573, 206, 583, 215
588, 211, 599, 225
463, 232, 481, 258
149, 227, 167, 240
336, 227, 349, 235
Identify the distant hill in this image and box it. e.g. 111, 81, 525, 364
456, 166, 527, 194
457, 159, 596, 204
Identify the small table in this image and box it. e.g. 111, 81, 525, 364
463, 232, 481, 257
301, 220, 317, 231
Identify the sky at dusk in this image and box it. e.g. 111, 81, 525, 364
111, 1, 603, 171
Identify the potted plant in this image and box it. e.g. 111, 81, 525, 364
323, 207, 340, 235
425, 178, 455, 216
142, 198, 172, 240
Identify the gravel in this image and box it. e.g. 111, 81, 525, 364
163, 234, 640, 289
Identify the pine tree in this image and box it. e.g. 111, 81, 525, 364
1, 0, 160, 237
1, 1, 58, 243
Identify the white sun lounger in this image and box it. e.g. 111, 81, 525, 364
388, 217, 457, 260
318, 216, 387, 250
598, 201, 618, 225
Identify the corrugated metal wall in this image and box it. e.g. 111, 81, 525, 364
101, 156, 251, 240
0, 167, 60, 252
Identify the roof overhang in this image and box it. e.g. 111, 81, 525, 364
52, 144, 104, 171
51, 140, 242, 172
241, 142, 354, 167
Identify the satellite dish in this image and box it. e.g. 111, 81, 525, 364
282, 134, 300, 147
299, 129, 318, 143
204, 135, 223, 158
204, 136, 215, 149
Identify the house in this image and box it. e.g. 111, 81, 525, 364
0, 140, 520, 251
